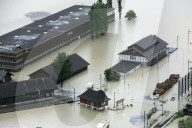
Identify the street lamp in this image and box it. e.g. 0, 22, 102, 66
36, 88, 41, 106
188, 30, 192, 44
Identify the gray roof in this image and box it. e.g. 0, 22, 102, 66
0, 77, 56, 99
29, 53, 89, 82
78, 90, 110, 104
120, 35, 168, 59
0, 5, 91, 53
112, 61, 141, 73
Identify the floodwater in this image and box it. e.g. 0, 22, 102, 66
0, 0, 192, 128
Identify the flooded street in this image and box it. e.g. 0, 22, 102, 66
0, 0, 192, 127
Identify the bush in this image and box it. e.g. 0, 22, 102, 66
178, 117, 192, 128
104, 68, 120, 81
125, 10, 137, 20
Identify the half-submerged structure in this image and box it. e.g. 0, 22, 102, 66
112, 35, 168, 76
0, 5, 115, 71
78, 90, 110, 110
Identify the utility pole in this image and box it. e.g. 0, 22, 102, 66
141, 63, 143, 77
162, 94, 164, 116
188, 30, 190, 44
74, 88, 75, 101
188, 30, 192, 44
114, 92, 116, 108
124, 73, 125, 85
177, 35, 179, 49
144, 111, 145, 128
168, 48, 169, 62
146, 114, 148, 128
100, 74, 102, 90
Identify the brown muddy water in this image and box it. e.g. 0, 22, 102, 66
0, 0, 192, 128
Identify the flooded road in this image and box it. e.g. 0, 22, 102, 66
0, 0, 192, 127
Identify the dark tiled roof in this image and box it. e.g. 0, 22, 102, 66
29, 53, 89, 82
0, 77, 56, 99
78, 90, 110, 103
112, 61, 141, 73
120, 35, 168, 59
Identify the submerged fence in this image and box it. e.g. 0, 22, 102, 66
178, 72, 192, 110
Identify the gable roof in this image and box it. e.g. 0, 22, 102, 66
0, 77, 56, 99
29, 53, 89, 82
78, 90, 110, 103
119, 35, 168, 59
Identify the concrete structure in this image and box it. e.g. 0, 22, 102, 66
0, 5, 115, 71
78, 90, 110, 110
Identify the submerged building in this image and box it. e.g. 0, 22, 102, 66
29, 53, 89, 84
78, 89, 110, 110
0, 5, 115, 71
112, 35, 168, 76
0, 77, 56, 106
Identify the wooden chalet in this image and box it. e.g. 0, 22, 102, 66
78, 90, 110, 110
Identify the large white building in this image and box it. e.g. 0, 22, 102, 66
112, 35, 168, 76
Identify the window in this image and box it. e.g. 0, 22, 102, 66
130, 56, 136, 61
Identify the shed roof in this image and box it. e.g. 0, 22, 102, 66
112, 61, 141, 74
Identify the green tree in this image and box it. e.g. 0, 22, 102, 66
98, 0, 103, 3
106, 0, 112, 8
178, 117, 192, 128
117, 0, 122, 19
104, 68, 120, 81
89, 2, 108, 40
52, 52, 72, 87
125, 10, 137, 20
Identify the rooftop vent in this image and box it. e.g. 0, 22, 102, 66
60, 16, 64, 18
75, 17, 79, 20
27, 30, 31, 33
44, 32, 47, 34
38, 25, 43, 27
70, 12, 73, 14
49, 20, 53, 23
79, 8, 83, 10
54, 26, 59, 29
14, 36, 19, 38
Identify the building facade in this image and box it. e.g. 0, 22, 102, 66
119, 35, 168, 65
0, 77, 56, 106
78, 90, 110, 110
0, 5, 115, 71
